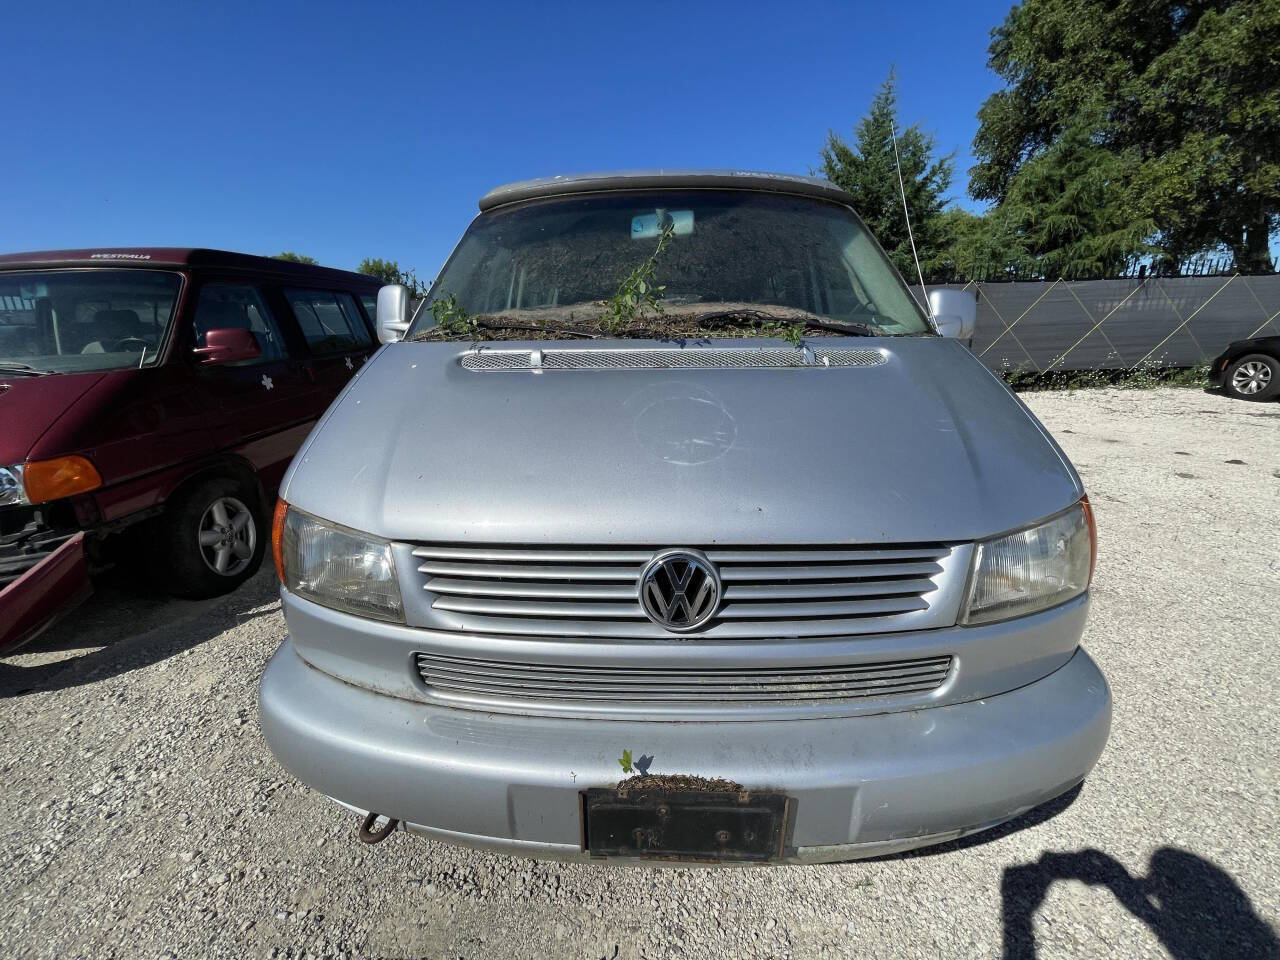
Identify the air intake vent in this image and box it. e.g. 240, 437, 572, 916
412, 651, 953, 717
459, 346, 886, 372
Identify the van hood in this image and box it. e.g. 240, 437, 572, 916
0, 372, 105, 465
283, 338, 1082, 545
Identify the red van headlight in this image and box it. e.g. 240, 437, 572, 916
1, 456, 103, 506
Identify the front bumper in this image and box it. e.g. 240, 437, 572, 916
1207, 352, 1230, 388
259, 638, 1111, 863
0, 530, 91, 653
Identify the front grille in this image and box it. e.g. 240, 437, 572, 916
413, 651, 953, 710
459, 346, 887, 372
411, 543, 952, 640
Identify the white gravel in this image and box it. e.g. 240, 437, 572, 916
1, 386, 1277, 960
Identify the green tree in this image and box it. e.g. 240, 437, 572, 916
971, 0, 1280, 273
358, 257, 430, 296
357, 257, 403, 283
932, 207, 1030, 281
821, 71, 955, 279
273, 251, 318, 264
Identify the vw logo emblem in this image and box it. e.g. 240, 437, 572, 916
638, 549, 721, 632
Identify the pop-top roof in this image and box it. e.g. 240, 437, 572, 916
478, 170, 853, 211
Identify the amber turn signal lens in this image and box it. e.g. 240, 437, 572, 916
22, 455, 102, 504
1080, 494, 1097, 584
271, 498, 288, 583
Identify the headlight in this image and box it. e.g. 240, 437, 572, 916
0, 465, 27, 506
275, 503, 403, 622
0, 457, 102, 506
961, 498, 1095, 625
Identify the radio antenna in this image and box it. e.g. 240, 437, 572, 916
892, 124, 931, 317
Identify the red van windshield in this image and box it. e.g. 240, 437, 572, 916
0, 269, 182, 374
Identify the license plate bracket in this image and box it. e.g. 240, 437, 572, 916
582, 784, 791, 862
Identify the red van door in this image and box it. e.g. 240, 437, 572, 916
280, 287, 379, 405
190, 282, 318, 493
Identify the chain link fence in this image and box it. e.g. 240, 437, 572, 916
913, 274, 1280, 372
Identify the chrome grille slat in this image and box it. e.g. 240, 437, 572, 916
414, 652, 952, 706
418, 612, 940, 640
715, 597, 929, 619
704, 547, 947, 563
412, 546, 656, 563
723, 578, 936, 600
431, 597, 644, 619
718, 562, 943, 581
425, 577, 637, 600
412, 541, 956, 642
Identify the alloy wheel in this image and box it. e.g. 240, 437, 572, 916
1231, 361, 1272, 395
197, 496, 257, 576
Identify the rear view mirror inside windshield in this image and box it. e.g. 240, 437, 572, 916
631, 210, 693, 239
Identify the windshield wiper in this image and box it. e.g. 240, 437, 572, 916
0, 362, 58, 376
690, 309, 878, 337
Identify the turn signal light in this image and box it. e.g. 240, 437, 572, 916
272, 498, 288, 583
1081, 493, 1097, 583
22, 456, 102, 504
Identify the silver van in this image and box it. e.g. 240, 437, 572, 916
259, 171, 1110, 864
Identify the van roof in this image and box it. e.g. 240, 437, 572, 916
478, 170, 853, 212
0, 247, 380, 287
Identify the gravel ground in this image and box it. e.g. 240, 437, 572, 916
1, 386, 1277, 960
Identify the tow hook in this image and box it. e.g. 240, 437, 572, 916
358, 812, 399, 844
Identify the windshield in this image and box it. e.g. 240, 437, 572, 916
0, 269, 183, 373
409, 190, 930, 341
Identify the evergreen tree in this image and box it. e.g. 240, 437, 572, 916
821, 71, 955, 279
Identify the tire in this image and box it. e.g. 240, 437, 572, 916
160, 475, 266, 598
1223, 353, 1280, 402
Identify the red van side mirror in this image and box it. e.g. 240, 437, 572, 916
193, 328, 262, 365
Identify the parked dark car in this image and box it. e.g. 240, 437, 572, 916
1208, 335, 1280, 401
0, 248, 382, 652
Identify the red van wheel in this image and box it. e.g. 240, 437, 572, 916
161, 476, 266, 598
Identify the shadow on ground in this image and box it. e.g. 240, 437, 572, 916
1001, 846, 1279, 958
859, 780, 1276, 956
0, 567, 278, 697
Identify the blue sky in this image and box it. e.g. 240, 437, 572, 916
3, 0, 1014, 279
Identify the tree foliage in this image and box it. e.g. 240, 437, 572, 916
359, 257, 430, 296
931, 207, 1029, 281
357, 258, 402, 283
971, 0, 1280, 273
273, 251, 317, 264
821, 71, 955, 279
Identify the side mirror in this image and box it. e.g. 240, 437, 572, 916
193, 327, 262, 365
377, 284, 410, 344
928, 288, 977, 343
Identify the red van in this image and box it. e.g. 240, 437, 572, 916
0, 248, 383, 652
